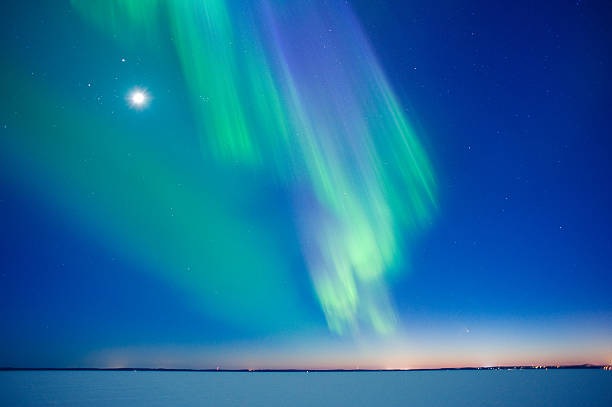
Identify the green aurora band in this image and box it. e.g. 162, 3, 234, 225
8, 0, 437, 336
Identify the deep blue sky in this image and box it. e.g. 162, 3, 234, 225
1, 0, 611, 368
351, 0, 612, 315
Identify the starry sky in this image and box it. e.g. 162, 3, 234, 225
1, 0, 611, 369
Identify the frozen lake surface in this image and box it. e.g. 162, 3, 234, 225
1, 370, 611, 406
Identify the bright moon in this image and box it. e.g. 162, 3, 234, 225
127, 88, 150, 109
132, 91, 145, 105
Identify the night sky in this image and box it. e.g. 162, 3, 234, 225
1, 0, 611, 369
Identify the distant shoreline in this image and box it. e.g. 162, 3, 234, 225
0, 365, 607, 372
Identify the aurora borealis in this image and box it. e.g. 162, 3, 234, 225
1, 0, 612, 370
66, 0, 437, 336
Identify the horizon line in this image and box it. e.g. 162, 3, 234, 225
1, 364, 609, 373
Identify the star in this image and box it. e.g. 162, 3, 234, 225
127, 87, 150, 110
